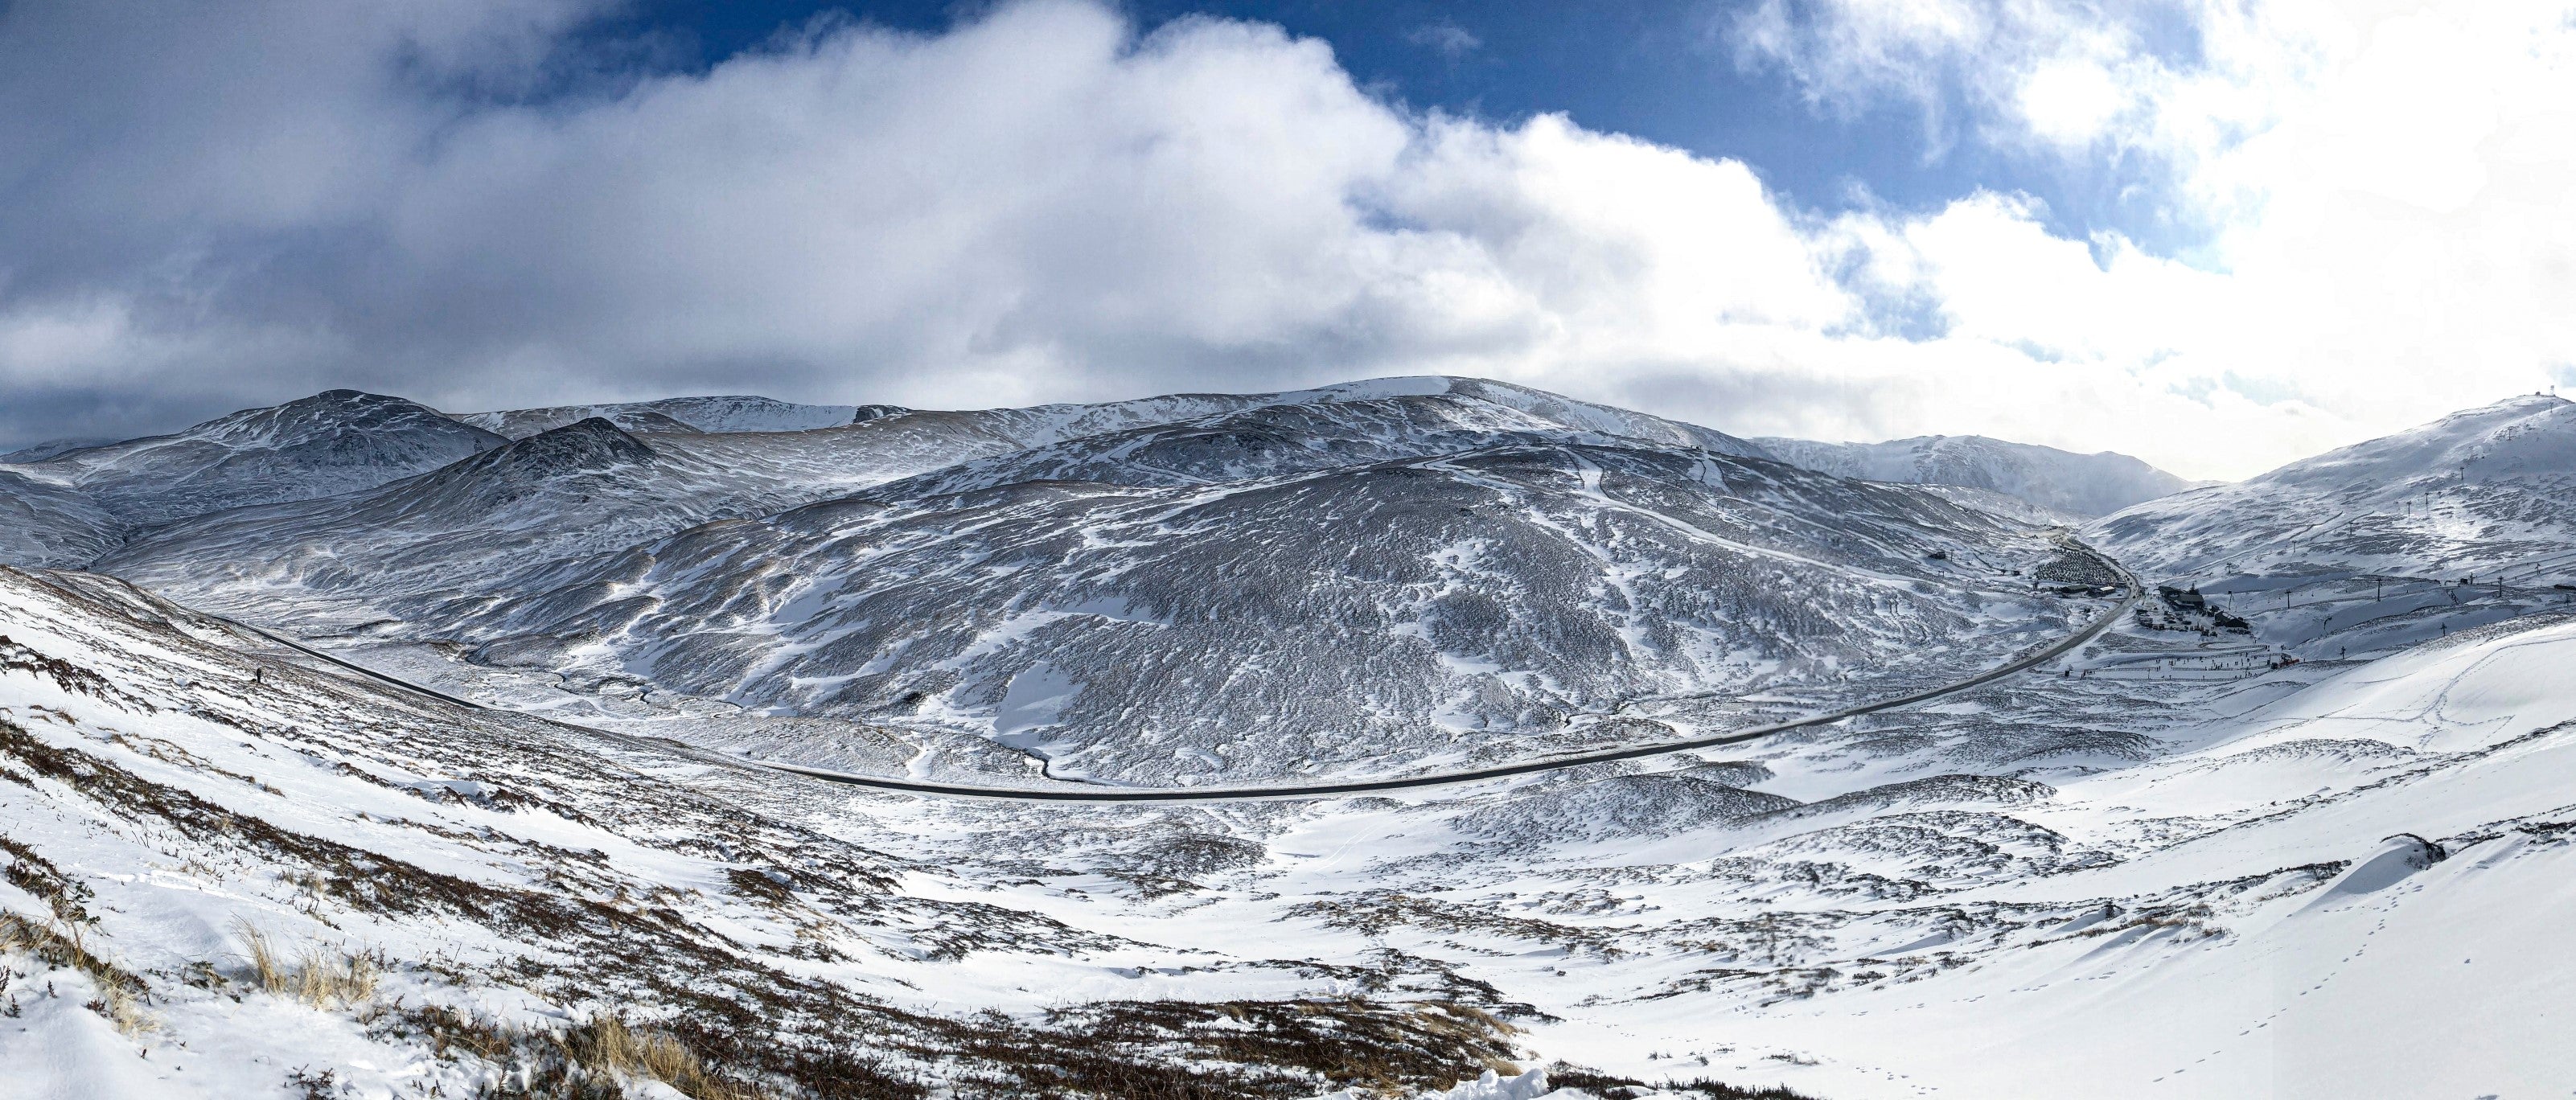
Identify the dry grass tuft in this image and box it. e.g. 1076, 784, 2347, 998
294, 943, 384, 1007
238, 920, 289, 994
373, 1004, 766, 1099
235, 920, 387, 1009
566, 1012, 758, 1099
94, 977, 157, 1036
2, 908, 154, 1036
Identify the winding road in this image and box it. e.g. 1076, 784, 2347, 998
208, 564, 2138, 804
764, 578, 2141, 802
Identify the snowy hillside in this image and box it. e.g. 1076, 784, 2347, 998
424, 438, 2077, 785
0, 378, 1759, 576
14, 527, 2576, 1098
2085, 394, 2576, 658
0, 470, 121, 569
2089, 394, 2576, 581
889, 376, 1761, 463
1756, 433, 2206, 517
638, 376, 1765, 512
0, 565, 1567, 1098
0, 437, 114, 463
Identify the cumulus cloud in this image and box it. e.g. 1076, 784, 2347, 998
1733, 0, 2576, 472
2, 0, 2574, 480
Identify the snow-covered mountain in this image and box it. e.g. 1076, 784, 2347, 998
2089, 393, 2576, 581
1755, 433, 2207, 517
454, 395, 866, 437
95, 380, 1765, 617
0, 390, 505, 529
96, 418, 808, 613
2085, 394, 2576, 657
419, 434, 2073, 784
99, 380, 2085, 786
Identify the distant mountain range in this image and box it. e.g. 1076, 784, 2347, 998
17, 380, 2576, 773
60, 377, 2088, 785
451, 395, 870, 437
0, 390, 506, 568
1752, 433, 2213, 518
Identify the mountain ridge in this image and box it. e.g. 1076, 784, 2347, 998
1753, 432, 2210, 517
0, 389, 507, 529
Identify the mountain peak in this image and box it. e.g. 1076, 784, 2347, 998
486, 417, 658, 473
195, 389, 479, 446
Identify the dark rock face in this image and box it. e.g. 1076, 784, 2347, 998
851, 404, 911, 424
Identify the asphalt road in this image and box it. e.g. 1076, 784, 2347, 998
203, 566, 2138, 804
764, 580, 2142, 803
203, 613, 497, 712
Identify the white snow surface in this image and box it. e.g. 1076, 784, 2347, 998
8, 555, 2576, 1097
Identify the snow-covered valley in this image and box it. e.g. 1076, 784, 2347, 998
2, 380, 2572, 1098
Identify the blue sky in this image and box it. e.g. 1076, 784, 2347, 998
2, 0, 2572, 479
614, 1, 2180, 250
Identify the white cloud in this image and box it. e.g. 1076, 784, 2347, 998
2015, 57, 2130, 146
1723, 0, 2576, 475
1405, 22, 1481, 59
2, 0, 2575, 481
